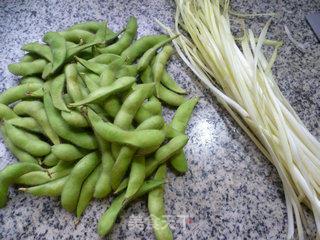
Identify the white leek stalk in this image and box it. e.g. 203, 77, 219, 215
156, 0, 320, 239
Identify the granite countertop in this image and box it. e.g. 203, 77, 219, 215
0, 0, 319, 239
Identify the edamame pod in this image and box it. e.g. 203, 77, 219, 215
97, 17, 137, 55
21, 43, 53, 62
146, 135, 189, 176
0, 83, 42, 105
137, 35, 179, 72
69, 77, 136, 107
152, 44, 173, 97
115, 64, 138, 78
65, 63, 83, 102
170, 97, 199, 172
97, 179, 164, 237
88, 108, 165, 148
51, 144, 87, 161
0, 162, 43, 207
161, 70, 186, 94
61, 110, 89, 128
76, 164, 102, 219
124, 155, 145, 201
5, 123, 51, 157
61, 152, 100, 212
59, 30, 94, 43
50, 74, 70, 112
0, 104, 18, 120
116, 135, 188, 193
42, 152, 59, 167
13, 100, 60, 145
76, 57, 109, 75
15, 161, 74, 186
20, 53, 38, 62
68, 21, 104, 33
142, 96, 162, 116
148, 164, 173, 240
121, 35, 169, 64
19, 176, 68, 197
8, 59, 47, 76
43, 32, 67, 77
19, 76, 44, 85
66, 22, 107, 61
114, 83, 155, 130
110, 115, 164, 190
141, 65, 187, 106
7, 117, 44, 134
43, 90, 98, 149
0, 125, 38, 164
93, 137, 114, 198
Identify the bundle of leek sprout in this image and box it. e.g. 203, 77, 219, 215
156, 0, 320, 239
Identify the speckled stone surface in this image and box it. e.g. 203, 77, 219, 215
0, 0, 319, 239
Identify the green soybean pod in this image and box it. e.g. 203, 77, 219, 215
97, 179, 164, 237
171, 97, 199, 132
93, 137, 114, 198
121, 35, 169, 64
65, 41, 93, 60
115, 135, 188, 193
19, 76, 44, 85
0, 125, 38, 164
115, 64, 138, 78
0, 162, 43, 207
143, 96, 162, 116
114, 83, 155, 130
161, 70, 187, 94
50, 74, 70, 112
146, 135, 189, 176
43, 90, 98, 149
42, 31, 67, 76
59, 30, 94, 43
158, 84, 187, 106
19, 175, 68, 197
8, 59, 47, 76
169, 97, 199, 172
137, 35, 179, 72
4, 123, 51, 157
69, 76, 136, 107
162, 123, 183, 139
42, 152, 59, 167
20, 53, 38, 62
65, 63, 83, 102
76, 57, 109, 75
124, 155, 145, 201
0, 83, 42, 105
0, 104, 18, 120
21, 42, 53, 62
99, 67, 121, 118
61, 110, 89, 128
88, 108, 165, 148
110, 115, 164, 190
66, 22, 107, 61
51, 144, 87, 161
61, 152, 100, 212
7, 117, 44, 134
98, 17, 137, 55
13, 100, 60, 145
68, 21, 104, 33
148, 164, 173, 240
90, 53, 122, 64
152, 44, 173, 97
76, 163, 102, 220
15, 160, 74, 186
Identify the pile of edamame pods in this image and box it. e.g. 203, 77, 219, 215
0, 17, 198, 239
